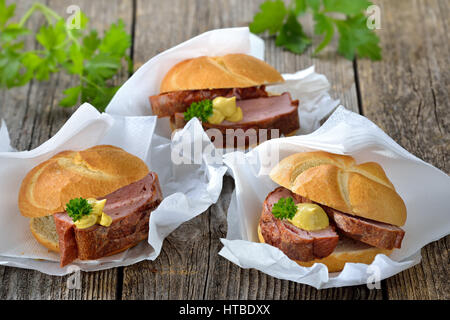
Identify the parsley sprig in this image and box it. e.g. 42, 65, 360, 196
249, 0, 381, 61
0, 1, 132, 111
183, 99, 213, 122
65, 197, 92, 222
272, 197, 297, 220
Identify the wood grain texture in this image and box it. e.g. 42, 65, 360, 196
123, 0, 378, 300
0, 0, 134, 300
0, 0, 447, 300
356, 0, 449, 300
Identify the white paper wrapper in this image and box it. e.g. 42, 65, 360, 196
105, 27, 339, 137
220, 106, 450, 289
0, 104, 226, 276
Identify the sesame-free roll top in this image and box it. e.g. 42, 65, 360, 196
18, 145, 149, 218
159, 53, 285, 93
269, 151, 407, 227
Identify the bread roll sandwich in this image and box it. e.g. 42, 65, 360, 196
149, 53, 299, 148
18, 145, 163, 266
258, 151, 407, 272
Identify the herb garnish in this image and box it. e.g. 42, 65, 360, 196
183, 99, 213, 122
0, 1, 132, 111
65, 197, 92, 222
272, 197, 297, 220
249, 0, 381, 61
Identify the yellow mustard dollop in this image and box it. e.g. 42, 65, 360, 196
73, 214, 97, 229
74, 198, 112, 229
207, 96, 243, 125
99, 211, 112, 226
288, 203, 329, 231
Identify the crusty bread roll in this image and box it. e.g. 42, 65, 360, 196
19, 145, 149, 218
269, 151, 406, 226
160, 53, 284, 93
257, 225, 391, 272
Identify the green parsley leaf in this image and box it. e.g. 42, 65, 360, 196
21, 51, 47, 81
184, 99, 213, 122
66, 197, 92, 222
293, 0, 307, 15
313, 12, 334, 55
335, 14, 381, 60
99, 19, 130, 57
84, 52, 121, 81
0, 58, 20, 87
305, 0, 321, 12
0, 3, 132, 111
81, 30, 100, 58
35, 20, 66, 51
272, 197, 297, 220
275, 13, 311, 54
249, 0, 382, 61
0, 41, 29, 87
85, 85, 119, 112
66, 43, 84, 75
249, 0, 287, 35
60, 85, 81, 107
0, 0, 15, 29
0, 23, 30, 43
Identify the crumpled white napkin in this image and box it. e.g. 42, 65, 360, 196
220, 106, 450, 289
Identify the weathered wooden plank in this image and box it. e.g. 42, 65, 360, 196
356, 0, 449, 300
0, 0, 134, 299
124, 0, 380, 300
2, 0, 446, 301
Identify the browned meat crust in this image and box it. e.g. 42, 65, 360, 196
54, 172, 163, 266
150, 86, 269, 117
259, 187, 339, 262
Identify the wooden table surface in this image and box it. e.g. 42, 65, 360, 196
0, 0, 448, 300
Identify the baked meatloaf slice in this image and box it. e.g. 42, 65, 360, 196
259, 187, 339, 262
174, 92, 299, 148
54, 172, 163, 266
